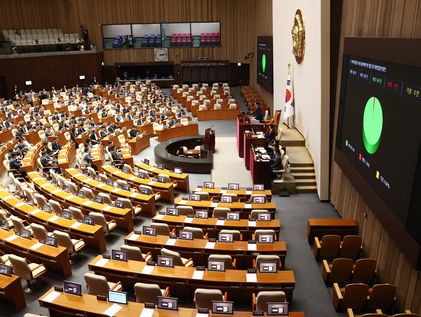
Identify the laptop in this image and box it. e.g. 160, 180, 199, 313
218, 233, 234, 243
143, 226, 156, 236
179, 230, 193, 240
63, 281, 82, 296
112, 249, 128, 262
211, 301, 233, 315
157, 255, 174, 267
203, 181, 214, 189
227, 183, 239, 190
226, 212, 240, 221
258, 261, 278, 273
267, 302, 288, 316
195, 209, 208, 219
208, 260, 225, 272
166, 207, 178, 216
108, 290, 128, 305
253, 184, 264, 191
157, 296, 178, 311
0, 264, 13, 276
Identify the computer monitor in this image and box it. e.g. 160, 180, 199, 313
174, 168, 182, 174
120, 183, 131, 191
195, 210, 208, 219
108, 290, 128, 305
0, 221, 9, 230
62, 185, 70, 192
157, 256, 174, 267
83, 216, 95, 226
258, 261, 278, 273
94, 196, 104, 204
43, 204, 52, 213
218, 233, 234, 243
138, 171, 148, 179
20, 229, 32, 239
253, 184, 264, 191
44, 236, 58, 247
228, 183, 239, 190
112, 249, 128, 262
166, 207, 178, 216
143, 226, 156, 236
257, 234, 274, 244
0, 264, 13, 276
179, 230, 193, 240
252, 196, 266, 204
190, 194, 201, 201
267, 302, 288, 316
203, 182, 214, 189
211, 301, 233, 315
257, 213, 271, 221
76, 191, 85, 198
157, 163, 164, 170
115, 201, 124, 208
93, 174, 100, 181
226, 212, 240, 221
140, 187, 151, 195
143, 158, 150, 165
106, 179, 115, 186
61, 211, 72, 220
157, 296, 178, 310
157, 175, 167, 183
63, 281, 82, 296
208, 260, 225, 272
221, 195, 232, 203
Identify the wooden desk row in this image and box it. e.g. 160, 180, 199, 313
197, 108, 240, 121
65, 168, 157, 217
21, 142, 42, 172
155, 124, 199, 142
174, 197, 276, 219
0, 227, 72, 277
124, 233, 287, 269
27, 171, 134, 232
0, 189, 106, 252
193, 187, 272, 201
136, 162, 190, 192
152, 214, 281, 240
128, 133, 151, 155
39, 288, 305, 317
0, 140, 17, 175
88, 255, 295, 304
306, 218, 359, 243
57, 142, 76, 169
102, 165, 175, 203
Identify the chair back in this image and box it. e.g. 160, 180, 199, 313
65, 181, 78, 194
34, 193, 48, 208
161, 248, 183, 266
81, 187, 94, 200
255, 255, 281, 270
121, 245, 145, 261
48, 199, 62, 214
8, 254, 31, 280
250, 209, 270, 218
84, 273, 110, 297
98, 193, 113, 205
10, 216, 25, 234
256, 291, 286, 312
319, 235, 341, 258
330, 258, 354, 285
194, 288, 223, 309
30, 223, 48, 241
183, 226, 204, 239
134, 282, 162, 303
255, 229, 276, 241
157, 174, 171, 183
340, 235, 362, 258
89, 212, 108, 233
342, 283, 369, 310
212, 207, 230, 218
352, 258, 377, 284
53, 230, 74, 254
176, 205, 194, 216
69, 206, 84, 221
220, 229, 241, 241
150, 223, 171, 236
367, 284, 396, 312
208, 254, 233, 269
116, 198, 133, 209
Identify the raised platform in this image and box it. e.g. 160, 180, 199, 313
154, 136, 213, 174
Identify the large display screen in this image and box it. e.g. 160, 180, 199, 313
336, 39, 421, 253
257, 36, 273, 92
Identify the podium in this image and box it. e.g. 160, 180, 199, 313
204, 128, 215, 152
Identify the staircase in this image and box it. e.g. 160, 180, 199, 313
290, 162, 317, 193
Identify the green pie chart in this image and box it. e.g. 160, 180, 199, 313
261, 54, 266, 73
362, 96, 383, 154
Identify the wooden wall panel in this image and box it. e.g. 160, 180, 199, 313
331, 0, 421, 313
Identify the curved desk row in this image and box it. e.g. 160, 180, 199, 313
103, 165, 175, 203
0, 189, 106, 252
21, 142, 42, 172
65, 168, 157, 217
193, 187, 272, 201
88, 255, 295, 304
27, 171, 134, 232
124, 233, 287, 269
136, 162, 190, 192
58, 142, 76, 169
155, 123, 199, 142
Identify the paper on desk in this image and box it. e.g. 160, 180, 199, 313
148, 181, 156, 185
205, 242, 215, 249
178, 200, 186, 204
129, 233, 140, 241
97, 183, 106, 188
112, 188, 120, 193
49, 215, 59, 222
192, 270, 204, 280
30, 209, 40, 216
246, 273, 257, 283
130, 192, 138, 197
104, 303, 122, 317
248, 243, 257, 251
220, 189, 227, 194
211, 202, 218, 208
154, 214, 164, 220
166, 238, 177, 246
184, 217, 193, 223
244, 203, 252, 209
15, 202, 25, 208
30, 242, 43, 250
52, 189, 61, 194
248, 221, 256, 227
83, 201, 93, 206
216, 220, 225, 226
96, 257, 109, 267
246, 190, 252, 196
129, 175, 136, 180
43, 290, 61, 303
196, 314, 209, 317
5, 234, 18, 242
67, 195, 75, 199
141, 265, 155, 274
103, 206, 112, 211
139, 308, 155, 317
70, 222, 81, 229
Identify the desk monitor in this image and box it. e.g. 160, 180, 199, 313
157, 163, 165, 170
259, 261, 278, 273
62, 185, 70, 192
20, 229, 32, 239
157, 296, 178, 310
174, 168, 182, 174
257, 213, 271, 221
106, 179, 115, 186
120, 183, 131, 191
76, 191, 85, 198
94, 196, 104, 204
63, 281, 82, 296
44, 236, 58, 247
257, 234, 274, 244
61, 211, 72, 220
138, 171, 148, 179
108, 290, 128, 305
112, 249, 128, 262
157, 175, 167, 183
195, 209, 208, 219
252, 196, 266, 204
226, 212, 240, 221
0, 221, 9, 230
179, 230, 193, 240
208, 260, 225, 272
211, 301, 233, 315
115, 200, 124, 208
228, 183, 239, 190
0, 264, 13, 276
83, 216, 95, 226
166, 207, 178, 216
140, 187, 152, 195
221, 195, 232, 203
267, 302, 288, 316
157, 255, 174, 267
82, 169, 89, 176
143, 226, 156, 236
43, 204, 52, 213
93, 174, 101, 181
190, 193, 201, 201
203, 182, 215, 189
143, 158, 150, 165
253, 184, 264, 191
218, 233, 234, 243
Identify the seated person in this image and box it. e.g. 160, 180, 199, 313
51, 137, 61, 151
9, 152, 24, 175
128, 127, 138, 138
265, 124, 276, 143
252, 103, 263, 122
88, 131, 100, 144
270, 148, 283, 170
108, 144, 124, 168
40, 148, 61, 174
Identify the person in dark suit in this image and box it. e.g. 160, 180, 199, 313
108, 144, 124, 168
128, 127, 138, 138
88, 131, 100, 144
9, 152, 23, 175
253, 103, 263, 122
51, 137, 61, 151
265, 124, 276, 143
